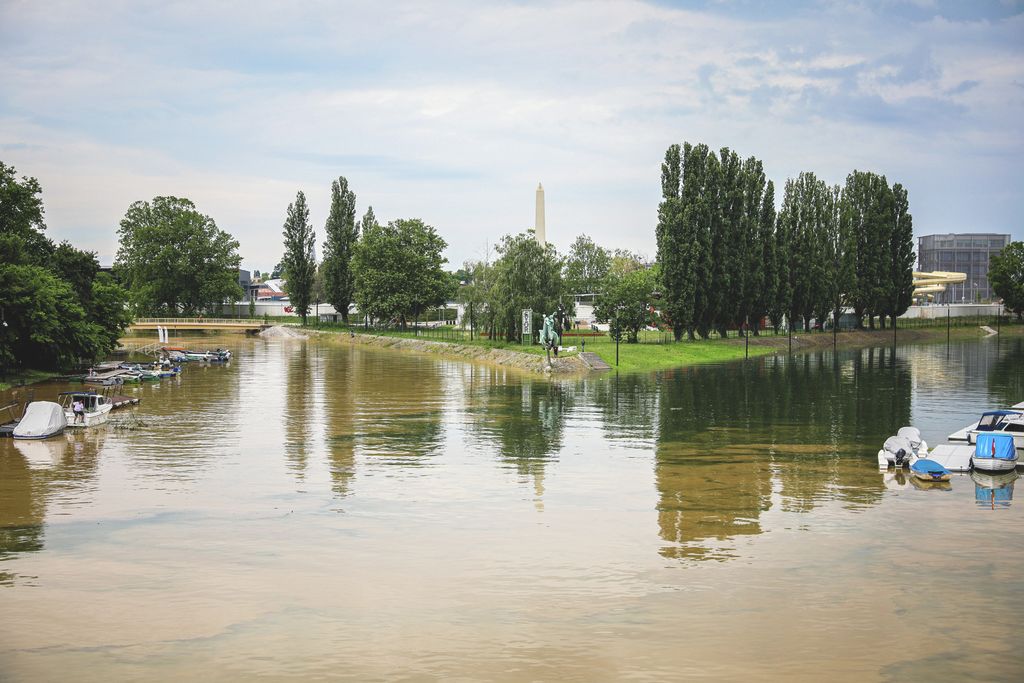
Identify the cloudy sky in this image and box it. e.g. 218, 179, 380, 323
1, 0, 1022, 272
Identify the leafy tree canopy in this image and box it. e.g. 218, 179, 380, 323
1, 162, 130, 370
595, 259, 659, 343
352, 218, 454, 328
115, 196, 242, 316
564, 234, 610, 294
990, 241, 1024, 319
487, 233, 566, 343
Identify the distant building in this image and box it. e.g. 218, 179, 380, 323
917, 233, 1011, 303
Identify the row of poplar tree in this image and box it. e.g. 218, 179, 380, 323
656, 142, 915, 340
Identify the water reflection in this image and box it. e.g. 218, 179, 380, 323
654, 347, 906, 560
468, 378, 571, 484
988, 337, 1024, 409
0, 429, 105, 585
972, 470, 1018, 509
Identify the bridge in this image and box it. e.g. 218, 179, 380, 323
127, 317, 271, 332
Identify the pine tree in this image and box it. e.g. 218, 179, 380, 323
321, 176, 359, 323
282, 190, 316, 326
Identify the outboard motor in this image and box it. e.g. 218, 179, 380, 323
882, 435, 914, 468
894, 448, 907, 467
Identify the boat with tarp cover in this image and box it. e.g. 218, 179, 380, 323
971, 433, 1018, 472
12, 401, 67, 440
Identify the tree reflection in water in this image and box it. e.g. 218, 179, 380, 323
654, 346, 907, 560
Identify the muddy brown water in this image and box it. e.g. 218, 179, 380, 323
1, 335, 1022, 681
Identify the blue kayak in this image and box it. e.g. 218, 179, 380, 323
911, 458, 952, 482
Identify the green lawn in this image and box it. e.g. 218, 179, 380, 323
570, 333, 775, 372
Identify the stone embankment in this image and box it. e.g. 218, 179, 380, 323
294, 328, 589, 375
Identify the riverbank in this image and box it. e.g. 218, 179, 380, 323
308, 329, 588, 374
303, 322, 1023, 375
0, 369, 62, 392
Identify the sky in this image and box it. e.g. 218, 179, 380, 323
1, 0, 1022, 272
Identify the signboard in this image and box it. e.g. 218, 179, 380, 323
521, 309, 533, 339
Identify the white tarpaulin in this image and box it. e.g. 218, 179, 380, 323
13, 401, 67, 439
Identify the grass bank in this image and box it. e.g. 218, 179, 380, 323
0, 369, 62, 392
310, 320, 1023, 374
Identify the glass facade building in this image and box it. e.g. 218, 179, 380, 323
917, 233, 1011, 303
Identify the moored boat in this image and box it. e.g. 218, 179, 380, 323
878, 435, 914, 469
58, 391, 113, 428
971, 433, 1018, 473
966, 409, 1024, 450
909, 458, 952, 483
12, 401, 67, 440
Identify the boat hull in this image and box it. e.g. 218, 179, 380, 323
13, 429, 65, 440
971, 456, 1018, 473
64, 404, 113, 428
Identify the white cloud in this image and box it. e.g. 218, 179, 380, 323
1, 0, 1021, 271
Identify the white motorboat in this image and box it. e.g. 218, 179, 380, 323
878, 435, 914, 469
966, 409, 1024, 450
12, 401, 67, 439
971, 433, 1019, 473
58, 391, 113, 428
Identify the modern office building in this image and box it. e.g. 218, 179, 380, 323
917, 233, 1011, 303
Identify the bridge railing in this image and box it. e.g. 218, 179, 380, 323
131, 317, 265, 326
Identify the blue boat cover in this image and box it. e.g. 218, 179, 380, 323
975, 433, 1016, 461
911, 459, 950, 476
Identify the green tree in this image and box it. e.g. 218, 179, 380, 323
487, 233, 565, 342
884, 183, 915, 326
656, 144, 689, 340
990, 242, 1024, 320
0, 161, 51, 259
843, 171, 892, 329
753, 180, 778, 334
595, 261, 659, 343
2, 162, 130, 371
282, 190, 316, 325
457, 260, 492, 338
564, 234, 611, 294
321, 176, 359, 323
115, 196, 242, 315
352, 218, 453, 328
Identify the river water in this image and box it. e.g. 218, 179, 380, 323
1, 335, 1022, 681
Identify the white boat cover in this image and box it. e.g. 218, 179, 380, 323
883, 435, 913, 457
896, 426, 922, 448
13, 401, 67, 439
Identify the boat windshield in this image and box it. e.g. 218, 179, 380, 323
978, 414, 1002, 430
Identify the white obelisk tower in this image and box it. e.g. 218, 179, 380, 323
534, 183, 546, 246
